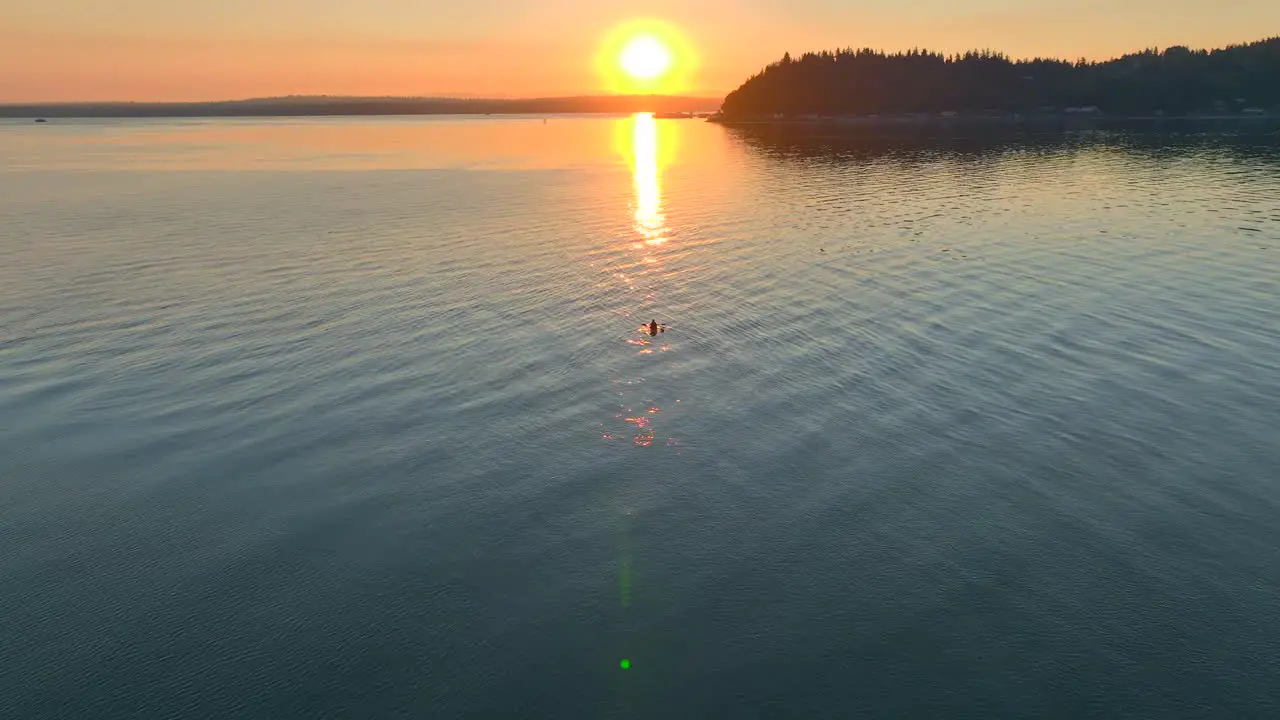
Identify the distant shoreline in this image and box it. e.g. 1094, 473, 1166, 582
0, 95, 722, 119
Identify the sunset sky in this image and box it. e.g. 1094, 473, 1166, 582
2, 0, 1277, 102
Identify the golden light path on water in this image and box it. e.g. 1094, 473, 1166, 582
632, 113, 665, 245
613, 113, 674, 678
622, 113, 670, 449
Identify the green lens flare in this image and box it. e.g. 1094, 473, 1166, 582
620, 658, 631, 670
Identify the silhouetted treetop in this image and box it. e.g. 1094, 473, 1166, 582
719, 37, 1280, 118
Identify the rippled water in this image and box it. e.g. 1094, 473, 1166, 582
3, 116, 1279, 718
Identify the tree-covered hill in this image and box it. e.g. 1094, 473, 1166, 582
719, 37, 1280, 118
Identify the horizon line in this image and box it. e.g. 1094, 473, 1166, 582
0, 92, 730, 107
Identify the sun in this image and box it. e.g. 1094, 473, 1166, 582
597, 19, 697, 94
620, 36, 672, 81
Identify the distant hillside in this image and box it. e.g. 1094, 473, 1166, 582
0, 95, 721, 118
719, 37, 1280, 119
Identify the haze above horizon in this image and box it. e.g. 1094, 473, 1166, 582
2, 0, 1278, 102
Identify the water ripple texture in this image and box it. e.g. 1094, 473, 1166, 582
2, 116, 1279, 719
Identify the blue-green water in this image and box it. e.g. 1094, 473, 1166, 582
2, 116, 1279, 718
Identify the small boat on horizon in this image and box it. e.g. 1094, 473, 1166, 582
34, 118, 48, 123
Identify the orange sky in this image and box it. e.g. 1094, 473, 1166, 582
2, 0, 1277, 102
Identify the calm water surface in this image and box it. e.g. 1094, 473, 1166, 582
2, 116, 1279, 718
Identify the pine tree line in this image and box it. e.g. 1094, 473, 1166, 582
720, 38, 1280, 118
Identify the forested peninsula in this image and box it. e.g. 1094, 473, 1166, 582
716, 37, 1280, 120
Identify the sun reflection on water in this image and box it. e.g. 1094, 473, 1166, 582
599, 113, 682, 449
632, 113, 666, 244
602, 113, 688, 677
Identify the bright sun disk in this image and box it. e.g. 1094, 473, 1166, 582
620, 36, 672, 80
